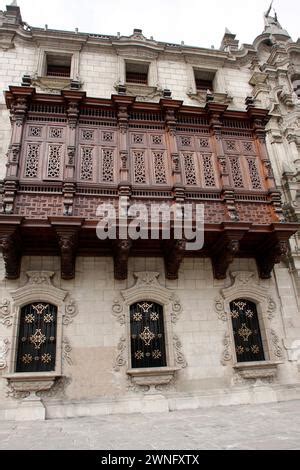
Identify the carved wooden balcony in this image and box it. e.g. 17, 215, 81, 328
0, 86, 298, 280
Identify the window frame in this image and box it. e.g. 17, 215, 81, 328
216, 271, 285, 375
36, 47, 80, 81
113, 272, 186, 387
5, 271, 67, 379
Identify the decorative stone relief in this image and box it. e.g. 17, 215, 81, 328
0, 299, 13, 326
267, 298, 277, 320
171, 296, 182, 323
26, 271, 55, 286
62, 337, 73, 366
173, 335, 187, 368
221, 332, 232, 365
37, 376, 72, 399
6, 384, 30, 400
63, 298, 78, 325
215, 296, 227, 321
113, 336, 127, 371
112, 299, 125, 325
270, 329, 284, 358
0, 338, 9, 369
283, 339, 300, 362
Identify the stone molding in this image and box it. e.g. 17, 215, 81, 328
0, 338, 9, 370
233, 361, 282, 379
0, 299, 13, 327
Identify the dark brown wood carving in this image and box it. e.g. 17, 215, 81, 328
0, 86, 298, 281
0, 230, 21, 279
112, 239, 132, 280
163, 239, 186, 280
256, 238, 289, 279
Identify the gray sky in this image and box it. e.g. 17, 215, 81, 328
2, 0, 300, 48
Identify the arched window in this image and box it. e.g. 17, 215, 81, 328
16, 302, 57, 372
130, 301, 166, 368
230, 299, 265, 363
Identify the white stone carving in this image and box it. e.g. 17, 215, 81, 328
173, 335, 187, 368
267, 297, 277, 320
171, 296, 182, 323
112, 299, 125, 325
221, 332, 232, 365
63, 298, 78, 325
0, 338, 9, 369
27, 271, 55, 285
270, 329, 284, 358
283, 339, 300, 361
0, 299, 13, 326
234, 361, 281, 379
62, 337, 73, 366
113, 336, 127, 371
215, 296, 226, 321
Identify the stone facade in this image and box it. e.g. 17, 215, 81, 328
0, 4, 300, 420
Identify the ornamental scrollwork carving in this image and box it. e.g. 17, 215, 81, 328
173, 334, 187, 368
267, 298, 277, 320
215, 296, 227, 321
26, 271, 54, 285
0, 338, 9, 370
221, 332, 232, 365
0, 299, 13, 327
113, 336, 127, 371
133, 271, 160, 287
270, 329, 284, 358
62, 337, 73, 366
112, 299, 125, 325
63, 298, 78, 325
171, 295, 182, 323
37, 376, 72, 399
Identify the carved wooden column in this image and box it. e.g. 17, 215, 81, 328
112, 95, 135, 198
3, 87, 35, 214
247, 106, 284, 222
160, 98, 184, 202
0, 216, 23, 279
49, 217, 84, 280
211, 223, 249, 279
62, 91, 85, 216
112, 239, 132, 280
206, 102, 238, 221
162, 239, 186, 280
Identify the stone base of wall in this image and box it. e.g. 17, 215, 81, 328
1, 383, 300, 421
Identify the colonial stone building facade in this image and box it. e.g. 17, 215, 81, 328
0, 3, 300, 420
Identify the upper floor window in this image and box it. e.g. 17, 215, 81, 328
16, 302, 57, 372
230, 299, 265, 363
194, 69, 215, 92
126, 62, 149, 85
130, 301, 166, 368
46, 54, 72, 78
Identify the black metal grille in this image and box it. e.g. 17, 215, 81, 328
130, 301, 166, 368
230, 299, 265, 362
16, 303, 57, 372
